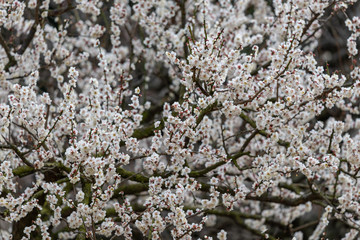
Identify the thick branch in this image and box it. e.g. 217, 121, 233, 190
245, 192, 322, 206
0, 34, 16, 71
116, 167, 149, 183
17, 0, 42, 55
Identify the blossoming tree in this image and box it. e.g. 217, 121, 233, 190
1, 0, 360, 239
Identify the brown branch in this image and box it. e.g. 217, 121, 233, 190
239, 112, 290, 148
239, 130, 259, 153
7, 142, 34, 167
0, 34, 17, 71
245, 192, 322, 206
17, 0, 42, 55
48, 2, 75, 17
199, 181, 322, 206
291, 220, 319, 233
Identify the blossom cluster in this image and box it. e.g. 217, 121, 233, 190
1, 0, 360, 239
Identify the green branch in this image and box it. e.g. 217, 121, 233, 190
240, 112, 290, 148
116, 167, 149, 183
